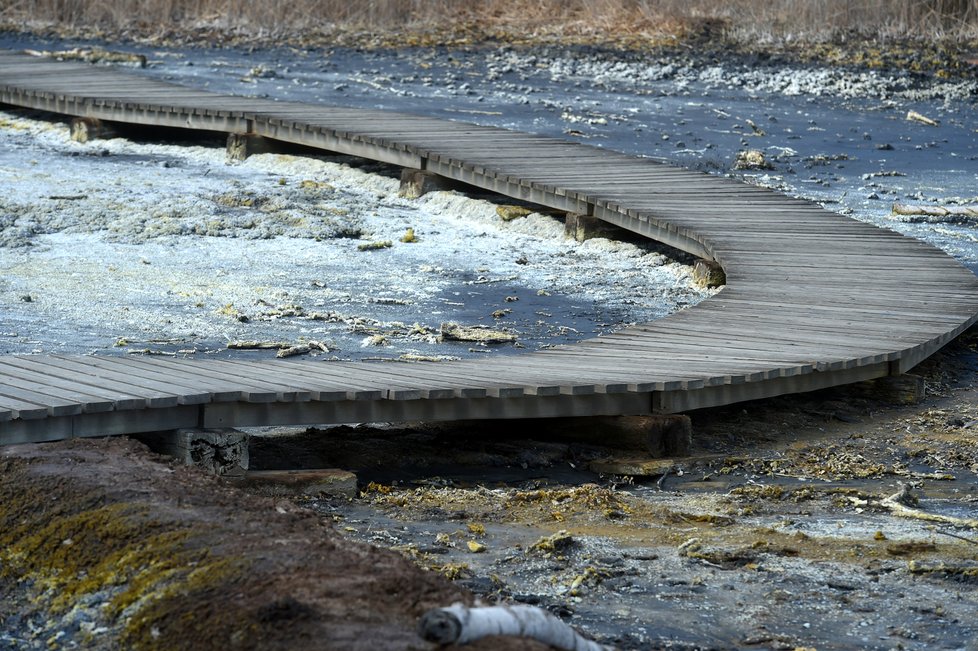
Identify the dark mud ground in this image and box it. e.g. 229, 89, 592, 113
0, 437, 548, 651
2, 331, 978, 651
244, 332, 978, 651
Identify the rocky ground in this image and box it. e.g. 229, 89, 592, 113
2, 331, 978, 650
244, 333, 978, 651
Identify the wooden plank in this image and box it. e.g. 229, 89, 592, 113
66, 355, 239, 402
0, 362, 131, 412
1, 48, 978, 438
41, 355, 210, 405
0, 357, 155, 409
212, 358, 388, 401
0, 384, 80, 418
120, 357, 312, 403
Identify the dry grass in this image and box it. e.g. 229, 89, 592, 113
1, 0, 976, 43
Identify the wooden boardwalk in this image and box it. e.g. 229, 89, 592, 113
2, 49, 978, 444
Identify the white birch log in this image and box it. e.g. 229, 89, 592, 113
419, 603, 615, 651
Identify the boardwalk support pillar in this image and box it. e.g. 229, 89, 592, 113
565, 212, 628, 242
135, 428, 249, 476
693, 259, 726, 288
70, 117, 118, 143
855, 373, 926, 405
399, 168, 454, 198
227, 132, 280, 162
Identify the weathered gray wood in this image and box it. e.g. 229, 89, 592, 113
0, 357, 163, 409
42, 355, 210, 405
1, 49, 978, 443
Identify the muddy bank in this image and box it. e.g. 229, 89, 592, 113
3, 335, 977, 650
244, 333, 978, 651
0, 437, 551, 651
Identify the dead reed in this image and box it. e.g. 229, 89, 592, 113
1, 0, 976, 41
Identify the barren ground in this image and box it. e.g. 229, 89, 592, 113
2, 333, 978, 650
244, 333, 978, 651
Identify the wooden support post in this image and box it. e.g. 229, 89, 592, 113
564, 212, 629, 242
135, 428, 249, 476
399, 168, 455, 198
70, 117, 119, 143
226, 132, 280, 162
692, 259, 725, 288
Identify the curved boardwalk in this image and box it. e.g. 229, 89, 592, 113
2, 50, 978, 444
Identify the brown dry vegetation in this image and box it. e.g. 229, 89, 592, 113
1, 0, 977, 45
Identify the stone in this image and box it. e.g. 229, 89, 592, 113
590, 457, 677, 477
135, 428, 249, 476
27, 46, 146, 67
733, 149, 773, 170
239, 468, 358, 499
892, 203, 978, 218
692, 259, 726, 288
440, 322, 517, 344
496, 205, 533, 221
398, 168, 454, 198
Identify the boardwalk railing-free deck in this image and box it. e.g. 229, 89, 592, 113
2, 50, 978, 445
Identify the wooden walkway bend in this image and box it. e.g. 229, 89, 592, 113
2, 50, 978, 444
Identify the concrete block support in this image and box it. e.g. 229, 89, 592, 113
855, 373, 926, 405
565, 212, 629, 242
399, 168, 455, 199
226, 132, 280, 162
136, 428, 249, 476
70, 117, 119, 143
693, 259, 726, 288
